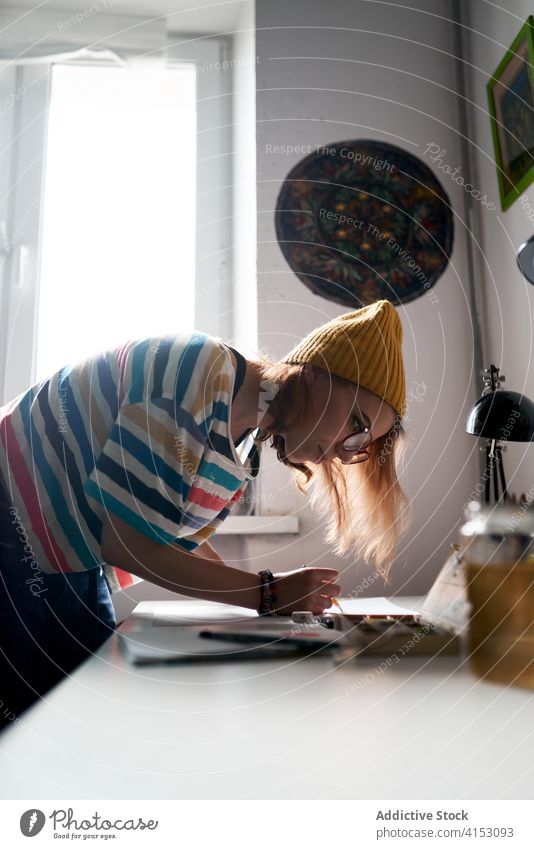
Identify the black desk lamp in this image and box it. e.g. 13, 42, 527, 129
465, 364, 534, 504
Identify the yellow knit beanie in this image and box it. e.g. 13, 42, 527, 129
282, 300, 406, 418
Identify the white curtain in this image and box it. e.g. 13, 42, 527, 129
0, 7, 167, 66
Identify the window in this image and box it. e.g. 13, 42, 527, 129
0, 36, 234, 402
36, 62, 196, 380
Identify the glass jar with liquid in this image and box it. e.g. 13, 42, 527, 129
460, 500, 534, 689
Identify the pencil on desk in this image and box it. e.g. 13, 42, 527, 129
331, 597, 343, 613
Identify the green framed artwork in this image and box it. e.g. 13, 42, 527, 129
487, 15, 534, 211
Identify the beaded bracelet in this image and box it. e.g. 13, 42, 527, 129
257, 569, 278, 616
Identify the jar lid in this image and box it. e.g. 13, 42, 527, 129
461, 499, 534, 538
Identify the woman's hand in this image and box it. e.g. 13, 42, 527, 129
272, 566, 341, 615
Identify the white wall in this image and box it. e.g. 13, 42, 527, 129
106, 0, 495, 620
248, 0, 481, 596
466, 0, 534, 501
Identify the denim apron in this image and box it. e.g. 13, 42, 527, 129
0, 473, 116, 729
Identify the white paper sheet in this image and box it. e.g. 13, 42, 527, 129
324, 596, 422, 616
146, 601, 258, 627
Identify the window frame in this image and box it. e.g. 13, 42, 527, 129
0, 62, 51, 405
167, 35, 234, 343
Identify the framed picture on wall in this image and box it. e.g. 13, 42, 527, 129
487, 15, 534, 211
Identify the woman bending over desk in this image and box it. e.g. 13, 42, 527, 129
0, 299, 410, 723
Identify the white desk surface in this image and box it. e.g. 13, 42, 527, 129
1, 597, 534, 800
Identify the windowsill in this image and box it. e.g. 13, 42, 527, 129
217, 515, 299, 535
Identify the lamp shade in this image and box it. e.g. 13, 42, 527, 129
516, 235, 534, 286
466, 390, 534, 441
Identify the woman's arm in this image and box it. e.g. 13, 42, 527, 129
193, 539, 226, 566
101, 517, 341, 615
101, 516, 261, 610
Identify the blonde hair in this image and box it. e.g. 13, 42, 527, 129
255, 359, 413, 583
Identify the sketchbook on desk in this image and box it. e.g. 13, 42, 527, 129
118, 618, 352, 666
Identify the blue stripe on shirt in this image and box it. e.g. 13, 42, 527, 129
56, 372, 94, 475
174, 333, 206, 407
83, 482, 179, 545
37, 387, 102, 541
96, 355, 119, 419
111, 423, 189, 501
150, 397, 206, 445
152, 337, 173, 398
90, 451, 186, 528
129, 339, 152, 403
19, 391, 99, 569
195, 458, 243, 491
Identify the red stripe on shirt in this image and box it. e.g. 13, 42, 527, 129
187, 483, 232, 511
0, 415, 74, 572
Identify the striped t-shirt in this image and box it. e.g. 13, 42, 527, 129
0, 332, 260, 594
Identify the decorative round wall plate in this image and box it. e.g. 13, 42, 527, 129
274, 139, 454, 307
